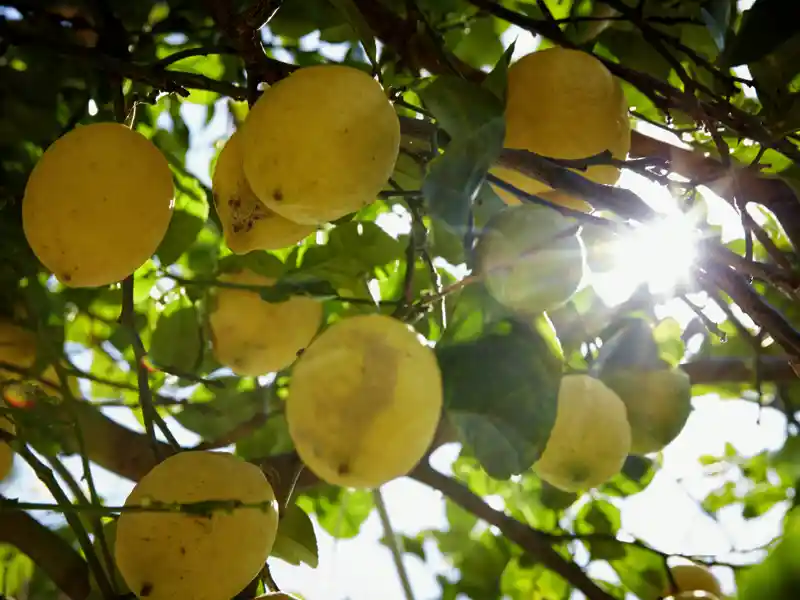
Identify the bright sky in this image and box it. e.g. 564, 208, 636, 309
1, 5, 784, 599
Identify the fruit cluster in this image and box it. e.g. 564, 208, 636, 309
6, 50, 697, 600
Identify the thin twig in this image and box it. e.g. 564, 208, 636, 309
374, 488, 415, 600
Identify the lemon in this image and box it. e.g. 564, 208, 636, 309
534, 374, 631, 492
502, 189, 593, 213
0, 320, 66, 406
0, 416, 14, 481
286, 314, 443, 488
208, 269, 322, 376
240, 65, 400, 225
115, 451, 279, 600
666, 564, 723, 598
490, 48, 630, 204
475, 203, 586, 315
212, 129, 316, 254
601, 368, 692, 455
23, 122, 174, 287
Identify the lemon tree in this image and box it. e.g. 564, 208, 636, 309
2, 2, 800, 600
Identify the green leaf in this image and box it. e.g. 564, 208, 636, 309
723, 0, 800, 67
419, 75, 504, 139
327, 0, 378, 67
700, 0, 732, 51
738, 507, 800, 599
148, 296, 202, 373
0, 544, 34, 598
482, 40, 515, 102
379, 533, 426, 561
298, 487, 373, 539
270, 502, 319, 568
609, 544, 668, 600
592, 318, 663, 374
437, 320, 563, 479
156, 173, 209, 266
235, 411, 295, 460
174, 385, 267, 441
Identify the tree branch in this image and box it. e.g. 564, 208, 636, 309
410, 461, 615, 600
0, 507, 90, 600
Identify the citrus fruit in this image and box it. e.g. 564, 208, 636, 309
115, 451, 279, 600
0, 320, 65, 406
212, 129, 316, 254
600, 367, 692, 455
286, 313, 443, 488
490, 48, 630, 204
208, 269, 322, 376
475, 203, 586, 315
0, 416, 14, 481
240, 65, 400, 225
533, 374, 631, 492
666, 564, 723, 597
22, 122, 174, 288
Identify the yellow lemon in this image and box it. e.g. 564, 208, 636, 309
240, 65, 400, 225
601, 368, 693, 455
0, 416, 14, 481
287, 314, 443, 488
208, 269, 322, 376
212, 129, 316, 254
115, 451, 279, 600
490, 48, 630, 205
475, 203, 586, 315
534, 374, 631, 492
23, 122, 174, 287
666, 564, 723, 598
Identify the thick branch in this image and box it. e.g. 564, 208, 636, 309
0, 506, 90, 600
411, 462, 615, 600
682, 356, 796, 384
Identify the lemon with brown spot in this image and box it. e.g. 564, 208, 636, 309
490, 48, 630, 206
286, 314, 443, 488
212, 129, 316, 254
534, 374, 631, 492
208, 269, 323, 376
114, 451, 279, 600
240, 64, 400, 225
23, 122, 174, 287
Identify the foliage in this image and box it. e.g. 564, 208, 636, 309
1, 1, 800, 600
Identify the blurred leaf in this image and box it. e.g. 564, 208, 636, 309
609, 544, 667, 600
723, 0, 800, 66
701, 0, 732, 50
0, 543, 34, 598
379, 533, 426, 561
174, 385, 267, 441
419, 75, 504, 139
742, 484, 789, 519
271, 502, 319, 568
437, 319, 563, 479
738, 507, 800, 599
148, 295, 202, 373
298, 487, 373, 539
327, 0, 378, 66
592, 318, 663, 374
156, 173, 209, 266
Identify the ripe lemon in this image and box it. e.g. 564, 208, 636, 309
665, 564, 723, 598
212, 129, 316, 254
490, 48, 630, 205
286, 314, 443, 488
475, 203, 586, 315
0, 416, 14, 481
0, 320, 65, 406
208, 269, 322, 376
22, 122, 174, 287
601, 368, 692, 455
114, 451, 279, 600
534, 374, 631, 492
240, 65, 400, 225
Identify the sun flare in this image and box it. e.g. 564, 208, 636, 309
593, 209, 699, 306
